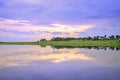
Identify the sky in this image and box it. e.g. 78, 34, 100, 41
0, 0, 120, 41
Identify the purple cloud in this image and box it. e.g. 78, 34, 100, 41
0, 0, 120, 41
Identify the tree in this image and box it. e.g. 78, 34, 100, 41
87, 36, 92, 40
104, 35, 107, 40
116, 35, 120, 39
50, 35, 119, 41
40, 39, 47, 41
109, 35, 115, 40
94, 36, 99, 40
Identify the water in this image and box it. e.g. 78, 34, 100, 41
0, 45, 120, 80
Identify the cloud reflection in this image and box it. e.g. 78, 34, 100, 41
0, 47, 92, 68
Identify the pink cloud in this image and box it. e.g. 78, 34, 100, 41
0, 18, 95, 40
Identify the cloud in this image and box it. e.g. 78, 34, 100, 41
0, 18, 94, 41
0, 18, 30, 26
0, 0, 120, 23
0, 0, 120, 41
0, 0, 42, 5
0, 18, 94, 33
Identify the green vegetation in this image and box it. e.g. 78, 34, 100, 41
0, 35, 120, 48
50, 35, 120, 41
0, 40, 120, 48
38, 40, 120, 47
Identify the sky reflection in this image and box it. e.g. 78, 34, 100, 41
0, 45, 120, 80
0, 45, 92, 68
0, 45, 120, 68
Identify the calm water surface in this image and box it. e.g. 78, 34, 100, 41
0, 45, 120, 80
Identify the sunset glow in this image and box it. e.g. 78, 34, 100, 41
0, 46, 92, 67
0, 0, 120, 41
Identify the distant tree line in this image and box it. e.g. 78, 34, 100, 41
50, 35, 120, 41
38, 35, 120, 41
37, 39, 47, 42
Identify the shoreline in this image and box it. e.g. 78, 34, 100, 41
0, 40, 120, 48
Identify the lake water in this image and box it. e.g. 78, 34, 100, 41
0, 45, 120, 80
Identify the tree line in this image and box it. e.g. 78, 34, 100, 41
39, 35, 120, 41
51, 35, 120, 41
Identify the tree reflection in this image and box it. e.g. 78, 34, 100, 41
48, 46, 120, 51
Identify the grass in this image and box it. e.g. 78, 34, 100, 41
0, 39, 120, 48
38, 40, 120, 47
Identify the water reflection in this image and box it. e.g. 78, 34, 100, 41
51, 46, 120, 50
0, 45, 120, 68
0, 45, 93, 68
0, 50, 92, 67
0, 45, 120, 80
